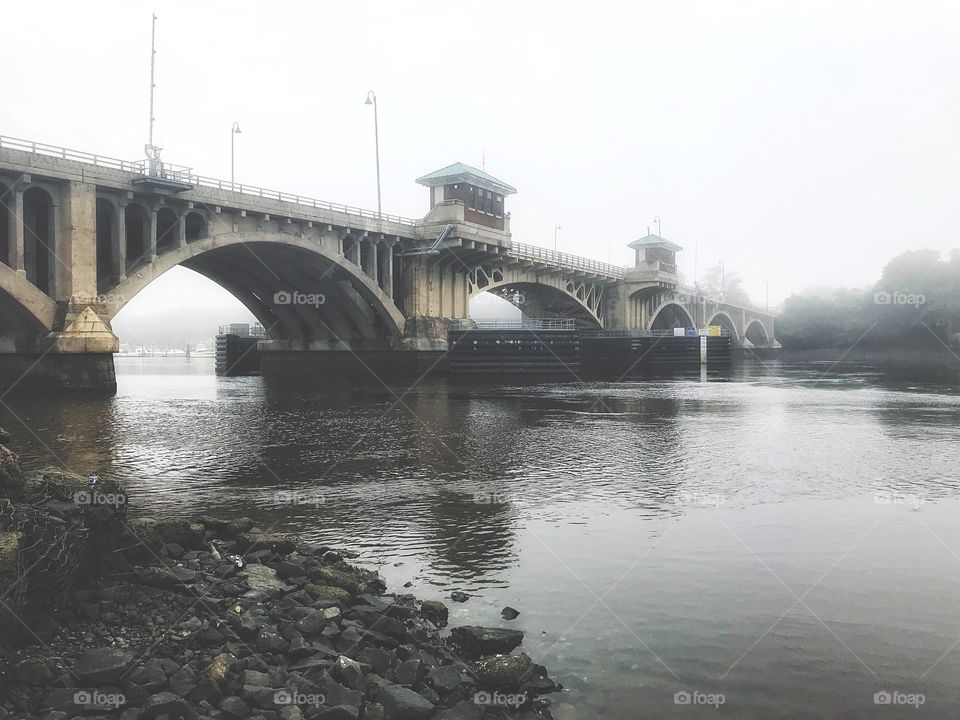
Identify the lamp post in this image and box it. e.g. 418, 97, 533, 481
554, 223, 562, 252
365, 90, 381, 218
763, 279, 769, 311
654, 216, 661, 237
230, 122, 241, 185
719, 259, 725, 300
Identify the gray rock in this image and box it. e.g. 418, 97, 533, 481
241, 564, 292, 593
141, 691, 198, 720
450, 591, 469, 603
434, 701, 483, 719
324, 679, 363, 708
72, 647, 135, 685
395, 658, 420, 686
473, 653, 533, 689
321, 706, 361, 719
220, 695, 251, 718
379, 684, 435, 719
128, 659, 168, 692
169, 665, 197, 697
294, 609, 327, 635
500, 606, 520, 620
427, 664, 463, 693
419, 600, 448, 627
450, 626, 523, 658
335, 655, 365, 690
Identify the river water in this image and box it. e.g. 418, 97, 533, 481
4, 357, 960, 719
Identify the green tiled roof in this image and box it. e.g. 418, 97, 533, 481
627, 233, 683, 252
416, 162, 517, 195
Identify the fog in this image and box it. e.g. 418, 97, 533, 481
3, 0, 958, 342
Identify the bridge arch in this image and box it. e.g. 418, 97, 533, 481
22, 185, 56, 295
649, 301, 694, 331
123, 201, 150, 273
708, 311, 739, 343
744, 319, 770, 347
0, 262, 57, 346
103, 231, 405, 351
467, 266, 605, 326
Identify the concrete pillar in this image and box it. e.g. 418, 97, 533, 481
177, 212, 187, 248
49, 199, 61, 300
115, 202, 127, 282
10, 189, 24, 274
148, 206, 158, 261
381, 243, 394, 301
58, 181, 99, 302
369, 241, 378, 284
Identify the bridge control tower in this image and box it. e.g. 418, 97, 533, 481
416, 162, 517, 231
625, 234, 682, 289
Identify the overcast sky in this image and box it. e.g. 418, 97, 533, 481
3, 0, 958, 320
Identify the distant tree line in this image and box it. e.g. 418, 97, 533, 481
776, 249, 960, 350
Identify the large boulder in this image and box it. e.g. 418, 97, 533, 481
473, 653, 533, 689
449, 626, 523, 659
72, 647, 135, 685
379, 684, 435, 719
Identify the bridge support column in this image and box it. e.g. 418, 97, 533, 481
368, 240, 378, 284
10, 187, 24, 275
380, 242, 393, 301
147, 206, 159, 261
114, 201, 127, 282
0, 181, 119, 395
177, 212, 187, 249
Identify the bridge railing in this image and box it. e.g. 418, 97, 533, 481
580, 328, 734, 337
0, 135, 148, 174
186, 174, 418, 226
0, 134, 419, 227
449, 318, 578, 331
510, 242, 626, 279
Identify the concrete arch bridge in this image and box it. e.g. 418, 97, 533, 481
0, 136, 776, 391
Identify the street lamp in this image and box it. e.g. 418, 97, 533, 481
763, 279, 769, 311
654, 216, 661, 237
554, 223, 562, 252
230, 122, 241, 186
719, 259, 725, 300
365, 90, 381, 218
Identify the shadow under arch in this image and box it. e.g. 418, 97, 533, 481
470, 280, 603, 327
103, 234, 406, 350
745, 319, 769, 346
708, 311, 740, 344
650, 301, 694, 330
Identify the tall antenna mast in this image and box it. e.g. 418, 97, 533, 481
145, 13, 162, 174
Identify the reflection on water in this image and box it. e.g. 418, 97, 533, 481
4, 356, 960, 718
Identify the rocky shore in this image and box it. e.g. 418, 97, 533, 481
0, 431, 558, 719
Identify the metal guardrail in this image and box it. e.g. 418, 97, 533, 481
450, 319, 577, 331
580, 328, 733, 338
510, 242, 625, 279
0, 134, 418, 226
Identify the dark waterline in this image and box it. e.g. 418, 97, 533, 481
4, 356, 960, 719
